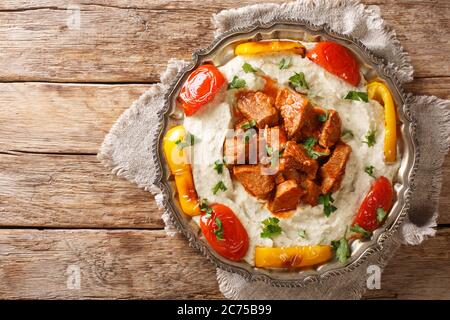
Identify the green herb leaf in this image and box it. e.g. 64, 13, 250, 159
242, 62, 257, 73
265, 145, 282, 168
362, 129, 377, 147
318, 111, 328, 122
212, 181, 227, 195
303, 137, 329, 160
278, 57, 292, 70
214, 217, 224, 240
298, 229, 307, 239
289, 72, 309, 91
376, 207, 387, 223
332, 229, 351, 263
341, 129, 354, 141
175, 132, 196, 150
350, 224, 372, 238
228, 76, 246, 90
240, 119, 257, 130
200, 199, 213, 219
364, 165, 375, 177
260, 217, 282, 238
318, 193, 337, 217
344, 91, 369, 102
214, 160, 224, 174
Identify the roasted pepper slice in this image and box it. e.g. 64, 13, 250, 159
235, 41, 305, 56
255, 246, 332, 269
163, 126, 200, 216
367, 81, 397, 162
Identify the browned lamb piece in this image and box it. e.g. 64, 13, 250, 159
233, 165, 275, 199
282, 141, 318, 180
275, 88, 315, 140
263, 126, 287, 151
318, 109, 342, 148
236, 91, 279, 129
300, 179, 322, 206
320, 142, 352, 194
268, 180, 304, 213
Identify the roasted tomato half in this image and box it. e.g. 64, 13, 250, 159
179, 64, 225, 116
200, 204, 249, 261
306, 41, 361, 87
353, 176, 394, 232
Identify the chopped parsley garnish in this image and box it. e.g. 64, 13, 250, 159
318, 111, 328, 122
214, 160, 224, 174
212, 181, 227, 195
362, 129, 377, 147
331, 231, 351, 264
278, 57, 292, 70
344, 91, 369, 102
175, 132, 196, 150
242, 62, 257, 73
298, 229, 307, 239
364, 165, 375, 177
265, 145, 282, 168
200, 199, 213, 219
214, 217, 224, 241
376, 207, 387, 223
341, 129, 354, 141
303, 137, 329, 160
289, 72, 309, 91
350, 224, 372, 238
228, 76, 246, 89
318, 193, 337, 217
240, 119, 257, 130
260, 217, 282, 238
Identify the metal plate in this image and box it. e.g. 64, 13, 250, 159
153, 20, 417, 287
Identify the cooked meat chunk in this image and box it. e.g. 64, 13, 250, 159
320, 142, 352, 194
233, 165, 275, 199
319, 109, 342, 148
301, 179, 321, 206
283, 169, 303, 185
268, 180, 304, 213
263, 126, 287, 151
282, 141, 318, 179
275, 173, 286, 185
236, 91, 279, 128
275, 88, 315, 140
224, 132, 264, 165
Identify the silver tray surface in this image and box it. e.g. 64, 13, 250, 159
152, 20, 417, 287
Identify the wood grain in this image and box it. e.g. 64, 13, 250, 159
0, 0, 448, 82
0, 152, 163, 228
0, 228, 448, 299
0, 0, 448, 300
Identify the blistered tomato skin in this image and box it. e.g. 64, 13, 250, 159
353, 176, 394, 231
306, 41, 361, 87
200, 204, 249, 261
179, 64, 225, 116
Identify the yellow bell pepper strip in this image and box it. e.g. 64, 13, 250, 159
367, 81, 397, 162
163, 126, 200, 216
235, 41, 305, 56
255, 246, 332, 269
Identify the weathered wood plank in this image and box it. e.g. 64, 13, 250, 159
0, 82, 149, 154
0, 152, 163, 228
0, 228, 448, 299
1, 79, 448, 154
0, 0, 448, 82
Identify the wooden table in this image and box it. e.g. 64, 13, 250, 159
0, 0, 448, 300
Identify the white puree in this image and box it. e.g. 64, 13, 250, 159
183, 47, 400, 265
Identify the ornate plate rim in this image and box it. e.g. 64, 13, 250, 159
152, 19, 418, 287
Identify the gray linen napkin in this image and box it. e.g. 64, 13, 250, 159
98, 0, 450, 299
